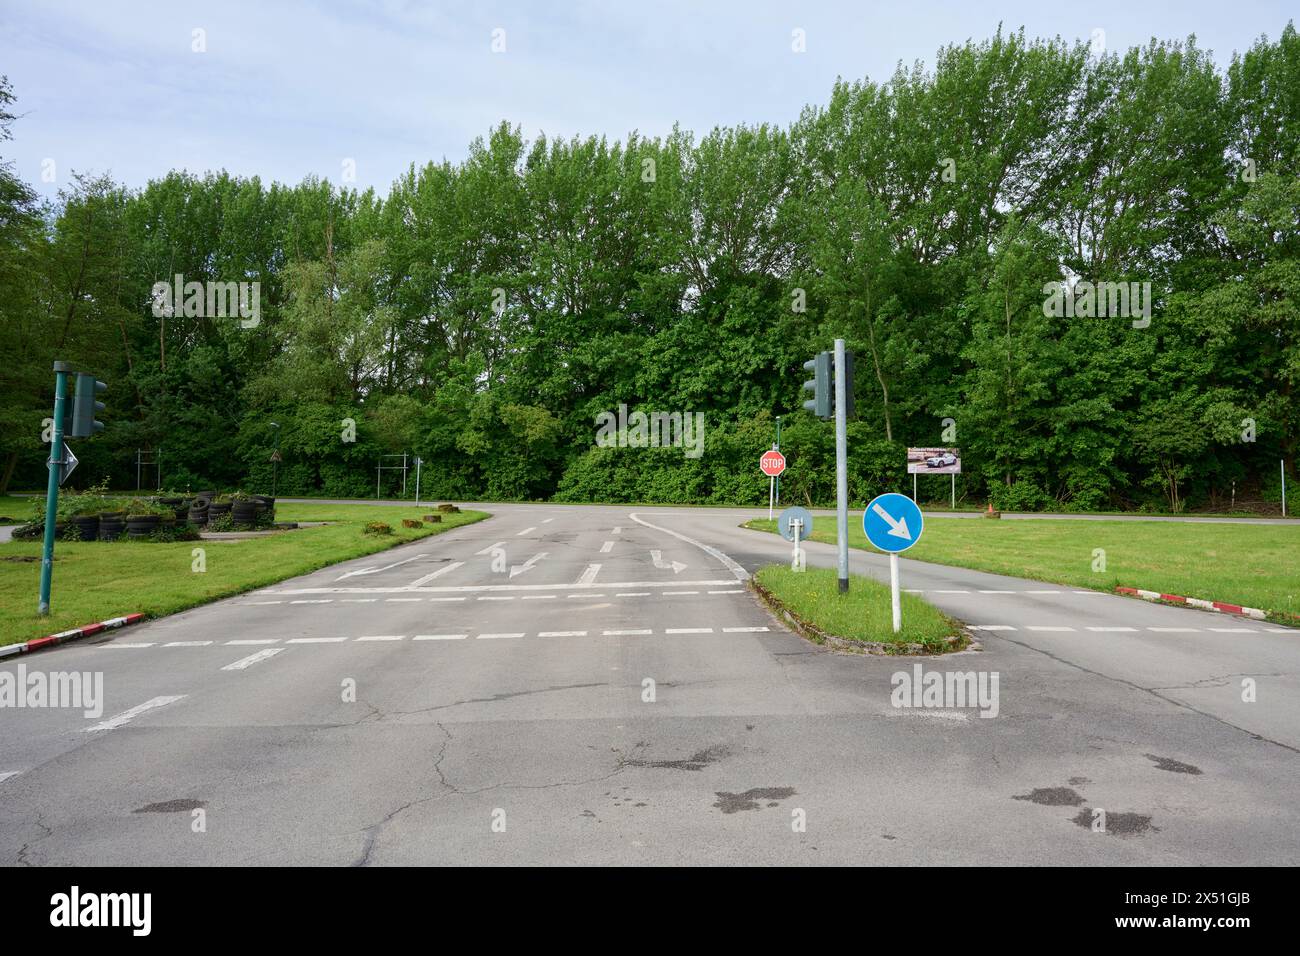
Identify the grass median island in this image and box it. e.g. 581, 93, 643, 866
753, 565, 966, 654
0, 502, 488, 646
745, 516, 1300, 618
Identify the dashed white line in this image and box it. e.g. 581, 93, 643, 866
709, 589, 744, 594
517, 527, 536, 536
604, 629, 652, 636
340, 599, 377, 603
570, 593, 606, 599
664, 590, 699, 596
287, 637, 348, 644
1025, 590, 1062, 595
108, 643, 155, 648
357, 635, 405, 642
1148, 627, 1201, 633
476, 541, 505, 555
242, 600, 283, 605
428, 597, 466, 602
407, 561, 465, 587
164, 641, 213, 647
666, 627, 713, 634
477, 632, 524, 640
85, 695, 185, 732
979, 590, 1016, 594
222, 648, 284, 671
723, 626, 769, 633
1210, 627, 1257, 633
413, 634, 467, 641
600, 540, 615, 553
1087, 626, 1138, 632
577, 564, 602, 585
612, 526, 622, 534
522, 595, 556, 600
291, 599, 332, 604
969, 625, 1016, 631
617, 592, 651, 597
225, 639, 279, 646
385, 598, 423, 603
936, 590, 970, 594
1026, 626, 1076, 632
478, 596, 515, 602
539, 631, 588, 637
542, 518, 555, 524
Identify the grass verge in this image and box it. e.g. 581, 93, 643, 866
745, 515, 1300, 619
753, 565, 967, 654
0, 503, 487, 646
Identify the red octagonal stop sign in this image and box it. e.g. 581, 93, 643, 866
760, 450, 786, 477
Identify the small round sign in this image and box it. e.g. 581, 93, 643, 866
862, 493, 924, 553
778, 505, 813, 543
760, 449, 786, 477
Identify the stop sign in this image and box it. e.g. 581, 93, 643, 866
760, 450, 786, 477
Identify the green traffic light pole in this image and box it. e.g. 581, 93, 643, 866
39, 362, 71, 615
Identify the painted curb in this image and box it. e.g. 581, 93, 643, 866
1114, 587, 1267, 620
0, 613, 146, 659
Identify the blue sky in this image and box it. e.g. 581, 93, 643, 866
1, 0, 1294, 199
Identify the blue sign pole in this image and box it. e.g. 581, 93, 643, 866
863, 493, 925, 633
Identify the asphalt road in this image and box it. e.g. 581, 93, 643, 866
2, 503, 1298, 865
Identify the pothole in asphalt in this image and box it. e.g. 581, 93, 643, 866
1145, 753, 1202, 775
134, 799, 206, 813
713, 787, 797, 814
1012, 787, 1086, 807
1072, 808, 1159, 836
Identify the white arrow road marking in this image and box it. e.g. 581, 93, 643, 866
475, 541, 505, 556
509, 552, 548, 578
222, 648, 284, 670
630, 513, 748, 580
577, 563, 602, 585
407, 560, 464, 587
650, 550, 688, 573
335, 553, 425, 581
871, 502, 911, 539
85, 695, 185, 732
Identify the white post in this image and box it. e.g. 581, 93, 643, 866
768, 475, 774, 521
415, 457, 422, 507
912, 472, 917, 503
834, 339, 849, 594
889, 552, 901, 634
792, 519, 805, 571
1283, 460, 1288, 518
951, 473, 956, 511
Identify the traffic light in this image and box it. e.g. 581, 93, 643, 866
70, 373, 107, 437
802, 352, 831, 419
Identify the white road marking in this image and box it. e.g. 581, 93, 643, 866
936, 590, 970, 594
242, 600, 283, 605
571, 593, 607, 599
292, 599, 332, 604
969, 625, 1016, 631
904, 589, 924, 594
85, 695, 185, 732
1025, 590, 1062, 595
476, 541, 505, 555
385, 598, 422, 603
612, 526, 622, 534
478, 632, 524, 640
617, 592, 651, 597
428, 597, 466, 602
407, 560, 464, 587
413, 634, 468, 641
979, 590, 1016, 594
341, 598, 377, 603
666, 627, 713, 634
542, 518, 554, 523
723, 626, 769, 633
517, 527, 536, 536
287, 637, 347, 644
1148, 627, 1201, 632
1027, 626, 1076, 632
335, 553, 425, 581
1087, 626, 1138, 632
357, 635, 405, 642
0, 771, 20, 785
539, 631, 588, 637
522, 595, 556, 600
164, 641, 213, 647
268, 578, 739, 595
107, 643, 154, 648
664, 590, 698, 595
222, 648, 284, 670
478, 596, 515, 601
630, 512, 748, 580
1210, 627, 1257, 633
1073, 591, 1103, 595
600, 540, 615, 553
225, 639, 279, 646
709, 589, 744, 594
577, 564, 601, 585
1265, 628, 1297, 633
604, 629, 652, 636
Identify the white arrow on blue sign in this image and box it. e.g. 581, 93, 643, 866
862, 492, 923, 553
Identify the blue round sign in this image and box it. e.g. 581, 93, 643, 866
863, 493, 924, 553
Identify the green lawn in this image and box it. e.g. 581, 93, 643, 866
754, 565, 963, 652
745, 516, 1300, 617
0, 503, 487, 645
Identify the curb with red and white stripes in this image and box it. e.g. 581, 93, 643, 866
1115, 587, 1267, 620
0, 613, 146, 660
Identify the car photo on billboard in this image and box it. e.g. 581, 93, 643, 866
907, 447, 961, 475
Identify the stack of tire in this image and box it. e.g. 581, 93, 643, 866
98, 511, 126, 540
231, 495, 275, 529
187, 496, 211, 527
69, 514, 99, 541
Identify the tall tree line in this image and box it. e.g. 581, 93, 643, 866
1, 26, 1296, 511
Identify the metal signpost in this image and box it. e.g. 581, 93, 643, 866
834, 339, 849, 593
863, 492, 925, 634
779, 505, 813, 572
760, 448, 786, 520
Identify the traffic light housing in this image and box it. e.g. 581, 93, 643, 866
802, 352, 831, 419
70, 373, 107, 437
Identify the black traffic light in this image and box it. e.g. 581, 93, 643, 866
70, 373, 107, 437
802, 352, 831, 419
